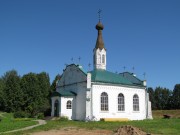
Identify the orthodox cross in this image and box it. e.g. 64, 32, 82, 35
71, 57, 73, 63
98, 9, 102, 22
143, 72, 146, 79
78, 57, 81, 63
132, 66, 135, 72
123, 66, 126, 71
88, 63, 91, 70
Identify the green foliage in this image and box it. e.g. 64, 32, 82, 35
50, 74, 61, 93
14, 111, 27, 118
59, 116, 69, 121
0, 70, 51, 116
153, 87, 172, 110
0, 79, 5, 111
147, 87, 155, 110
37, 113, 44, 119
20, 72, 51, 117
172, 84, 180, 109
20, 73, 40, 116
100, 118, 105, 121
2, 70, 23, 112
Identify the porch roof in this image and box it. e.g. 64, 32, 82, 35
51, 91, 77, 97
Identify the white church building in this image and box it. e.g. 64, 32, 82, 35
51, 21, 152, 121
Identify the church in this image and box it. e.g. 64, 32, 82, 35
51, 20, 152, 121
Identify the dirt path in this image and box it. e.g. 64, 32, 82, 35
28, 127, 113, 135
28, 125, 149, 135
1, 120, 46, 134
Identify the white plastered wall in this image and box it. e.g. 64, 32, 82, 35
56, 64, 87, 121
91, 84, 146, 120
94, 48, 106, 70
60, 97, 73, 119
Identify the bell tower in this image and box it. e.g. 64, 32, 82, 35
93, 11, 106, 70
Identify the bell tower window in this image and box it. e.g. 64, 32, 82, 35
102, 54, 105, 64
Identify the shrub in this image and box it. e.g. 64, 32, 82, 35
100, 118, 105, 121
37, 113, 44, 119
14, 111, 27, 118
59, 116, 69, 121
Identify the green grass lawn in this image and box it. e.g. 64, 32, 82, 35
1, 110, 180, 135
24, 118, 179, 135
0, 112, 37, 133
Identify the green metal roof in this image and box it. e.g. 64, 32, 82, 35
51, 91, 76, 97
119, 72, 143, 86
90, 69, 133, 85
65, 64, 87, 75
76, 64, 87, 75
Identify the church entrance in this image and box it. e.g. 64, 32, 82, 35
54, 100, 59, 117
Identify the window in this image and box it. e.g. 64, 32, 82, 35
118, 93, 125, 111
102, 54, 105, 64
133, 94, 139, 111
101, 92, 108, 111
66, 100, 72, 109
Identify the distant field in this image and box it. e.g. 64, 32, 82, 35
152, 109, 180, 119
0, 112, 37, 133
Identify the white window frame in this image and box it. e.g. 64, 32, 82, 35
102, 54, 105, 64
66, 100, 72, 109
133, 94, 139, 111
118, 93, 125, 111
100, 92, 108, 111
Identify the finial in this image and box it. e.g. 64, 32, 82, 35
123, 66, 126, 71
78, 57, 81, 63
71, 57, 73, 63
132, 66, 135, 72
98, 9, 102, 22
143, 72, 146, 79
88, 63, 91, 70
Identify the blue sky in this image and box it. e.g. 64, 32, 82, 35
0, 0, 180, 90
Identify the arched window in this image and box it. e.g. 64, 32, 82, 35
102, 54, 105, 64
101, 92, 108, 111
133, 94, 139, 111
118, 93, 125, 111
66, 100, 72, 109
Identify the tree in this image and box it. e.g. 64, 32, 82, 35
147, 87, 155, 110
172, 84, 180, 109
2, 70, 23, 112
50, 74, 61, 94
37, 72, 51, 114
0, 78, 5, 111
154, 87, 171, 110
21, 73, 41, 116
21, 72, 51, 117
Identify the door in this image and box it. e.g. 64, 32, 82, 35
54, 100, 59, 117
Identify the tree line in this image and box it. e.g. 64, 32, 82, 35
147, 85, 180, 110
0, 69, 179, 117
0, 70, 59, 117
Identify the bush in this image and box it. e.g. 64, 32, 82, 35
14, 111, 27, 118
0, 117, 2, 122
37, 113, 44, 119
59, 116, 69, 121
100, 118, 105, 121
